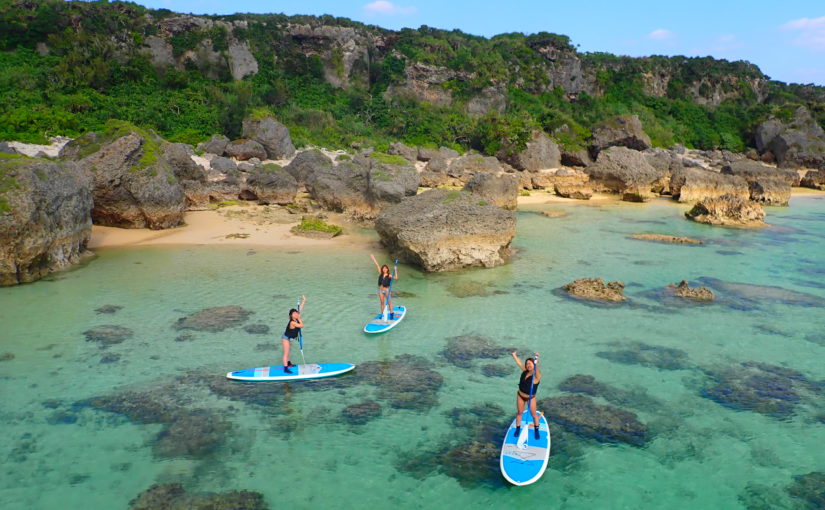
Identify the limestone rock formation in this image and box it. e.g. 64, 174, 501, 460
563, 278, 626, 302
198, 134, 229, 156
667, 281, 714, 300
589, 115, 651, 158
585, 146, 664, 201
375, 189, 516, 272
462, 173, 518, 210
284, 149, 334, 185
387, 141, 418, 162
367, 154, 419, 205
685, 194, 765, 227
447, 154, 503, 183
755, 107, 825, 169
721, 160, 795, 205
669, 167, 749, 203
305, 160, 370, 215
0, 156, 93, 285
554, 183, 593, 200
224, 139, 268, 161
241, 117, 296, 160
498, 131, 561, 172
244, 165, 298, 205
67, 127, 186, 229
801, 169, 825, 190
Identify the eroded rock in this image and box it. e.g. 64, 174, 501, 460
685, 194, 765, 227
539, 394, 649, 446
563, 278, 626, 302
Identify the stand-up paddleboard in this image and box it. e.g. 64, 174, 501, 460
226, 362, 355, 382
500, 410, 551, 486
364, 305, 406, 334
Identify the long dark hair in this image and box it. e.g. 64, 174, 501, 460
525, 357, 535, 370
381, 264, 389, 275
288, 308, 298, 319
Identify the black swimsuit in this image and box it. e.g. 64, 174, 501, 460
378, 274, 392, 288
283, 320, 301, 340
518, 370, 539, 396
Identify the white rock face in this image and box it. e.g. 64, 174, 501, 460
8, 137, 72, 158
227, 41, 258, 80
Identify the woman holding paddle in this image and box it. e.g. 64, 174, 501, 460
281, 295, 306, 374
370, 254, 398, 318
512, 351, 542, 440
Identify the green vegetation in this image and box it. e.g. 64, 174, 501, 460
0, 159, 22, 213
369, 152, 408, 165
294, 216, 342, 235
261, 163, 283, 172
0, 0, 822, 157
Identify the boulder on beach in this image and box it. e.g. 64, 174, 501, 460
447, 154, 502, 182
241, 116, 295, 160
721, 160, 795, 205
589, 115, 651, 158
387, 141, 418, 163
367, 152, 419, 205
0, 155, 93, 286
800, 169, 825, 191
224, 139, 268, 161
244, 164, 298, 205
563, 278, 626, 302
755, 106, 825, 169
669, 167, 750, 203
66, 123, 186, 229
497, 131, 561, 171
284, 149, 333, 185
306, 160, 371, 216
555, 183, 593, 200
462, 172, 518, 210
585, 146, 664, 201
197, 134, 229, 156
375, 189, 516, 272
685, 194, 765, 227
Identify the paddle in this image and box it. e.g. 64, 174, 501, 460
297, 296, 306, 364
527, 353, 539, 443
386, 258, 398, 320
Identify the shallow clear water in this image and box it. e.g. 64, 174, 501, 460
1, 196, 824, 509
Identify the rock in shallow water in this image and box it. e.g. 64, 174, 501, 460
341, 400, 382, 425
129, 483, 268, 510
539, 394, 649, 446
174, 306, 252, 332
596, 341, 689, 370
563, 278, 626, 302
375, 189, 516, 272
667, 280, 714, 301
685, 194, 765, 227
630, 234, 703, 245
785, 472, 825, 510
441, 334, 510, 368
83, 325, 134, 347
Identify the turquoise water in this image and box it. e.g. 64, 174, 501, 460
1, 196, 824, 509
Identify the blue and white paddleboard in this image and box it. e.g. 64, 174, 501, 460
226, 362, 355, 382
363, 305, 406, 334
500, 409, 551, 486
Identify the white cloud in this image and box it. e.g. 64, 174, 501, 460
363, 1, 416, 16
648, 29, 675, 41
781, 16, 825, 51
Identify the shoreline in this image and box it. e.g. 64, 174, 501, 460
89, 187, 825, 250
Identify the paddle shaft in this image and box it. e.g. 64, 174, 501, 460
386, 258, 398, 316
297, 297, 306, 364
527, 355, 539, 422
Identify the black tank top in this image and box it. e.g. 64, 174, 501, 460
378, 273, 392, 287
284, 319, 301, 339
519, 370, 539, 395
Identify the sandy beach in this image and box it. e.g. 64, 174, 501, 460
89, 204, 371, 250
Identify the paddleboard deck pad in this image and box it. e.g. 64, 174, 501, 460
364, 305, 406, 334
500, 409, 551, 486
226, 362, 355, 381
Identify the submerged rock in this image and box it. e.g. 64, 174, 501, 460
174, 306, 252, 332
697, 277, 825, 308
152, 410, 230, 459
702, 362, 817, 419
558, 374, 661, 410
129, 483, 268, 510
94, 305, 123, 314
481, 364, 514, 377
596, 342, 689, 370
629, 234, 703, 245
358, 354, 443, 411
243, 324, 270, 335
375, 189, 516, 272
445, 280, 492, 298
685, 194, 765, 227
341, 400, 382, 425
539, 394, 649, 446
442, 334, 510, 368
786, 472, 825, 510
667, 280, 714, 301
563, 278, 626, 302
441, 439, 501, 488
83, 325, 134, 347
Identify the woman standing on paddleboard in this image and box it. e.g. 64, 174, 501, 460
281, 295, 306, 374
512, 351, 542, 440
370, 254, 397, 318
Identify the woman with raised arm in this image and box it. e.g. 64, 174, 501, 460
511, 351, 542, 440
281, 295, 306, 374
370, 254, 397, 318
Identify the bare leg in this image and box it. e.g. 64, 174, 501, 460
378, 291, 386, 314
388, 293, 393, 317
282, 339, 290, 367
515, 394, 525, 427
529, 397, 539, 428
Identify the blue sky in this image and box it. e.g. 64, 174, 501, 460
137, 0, 825, 85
